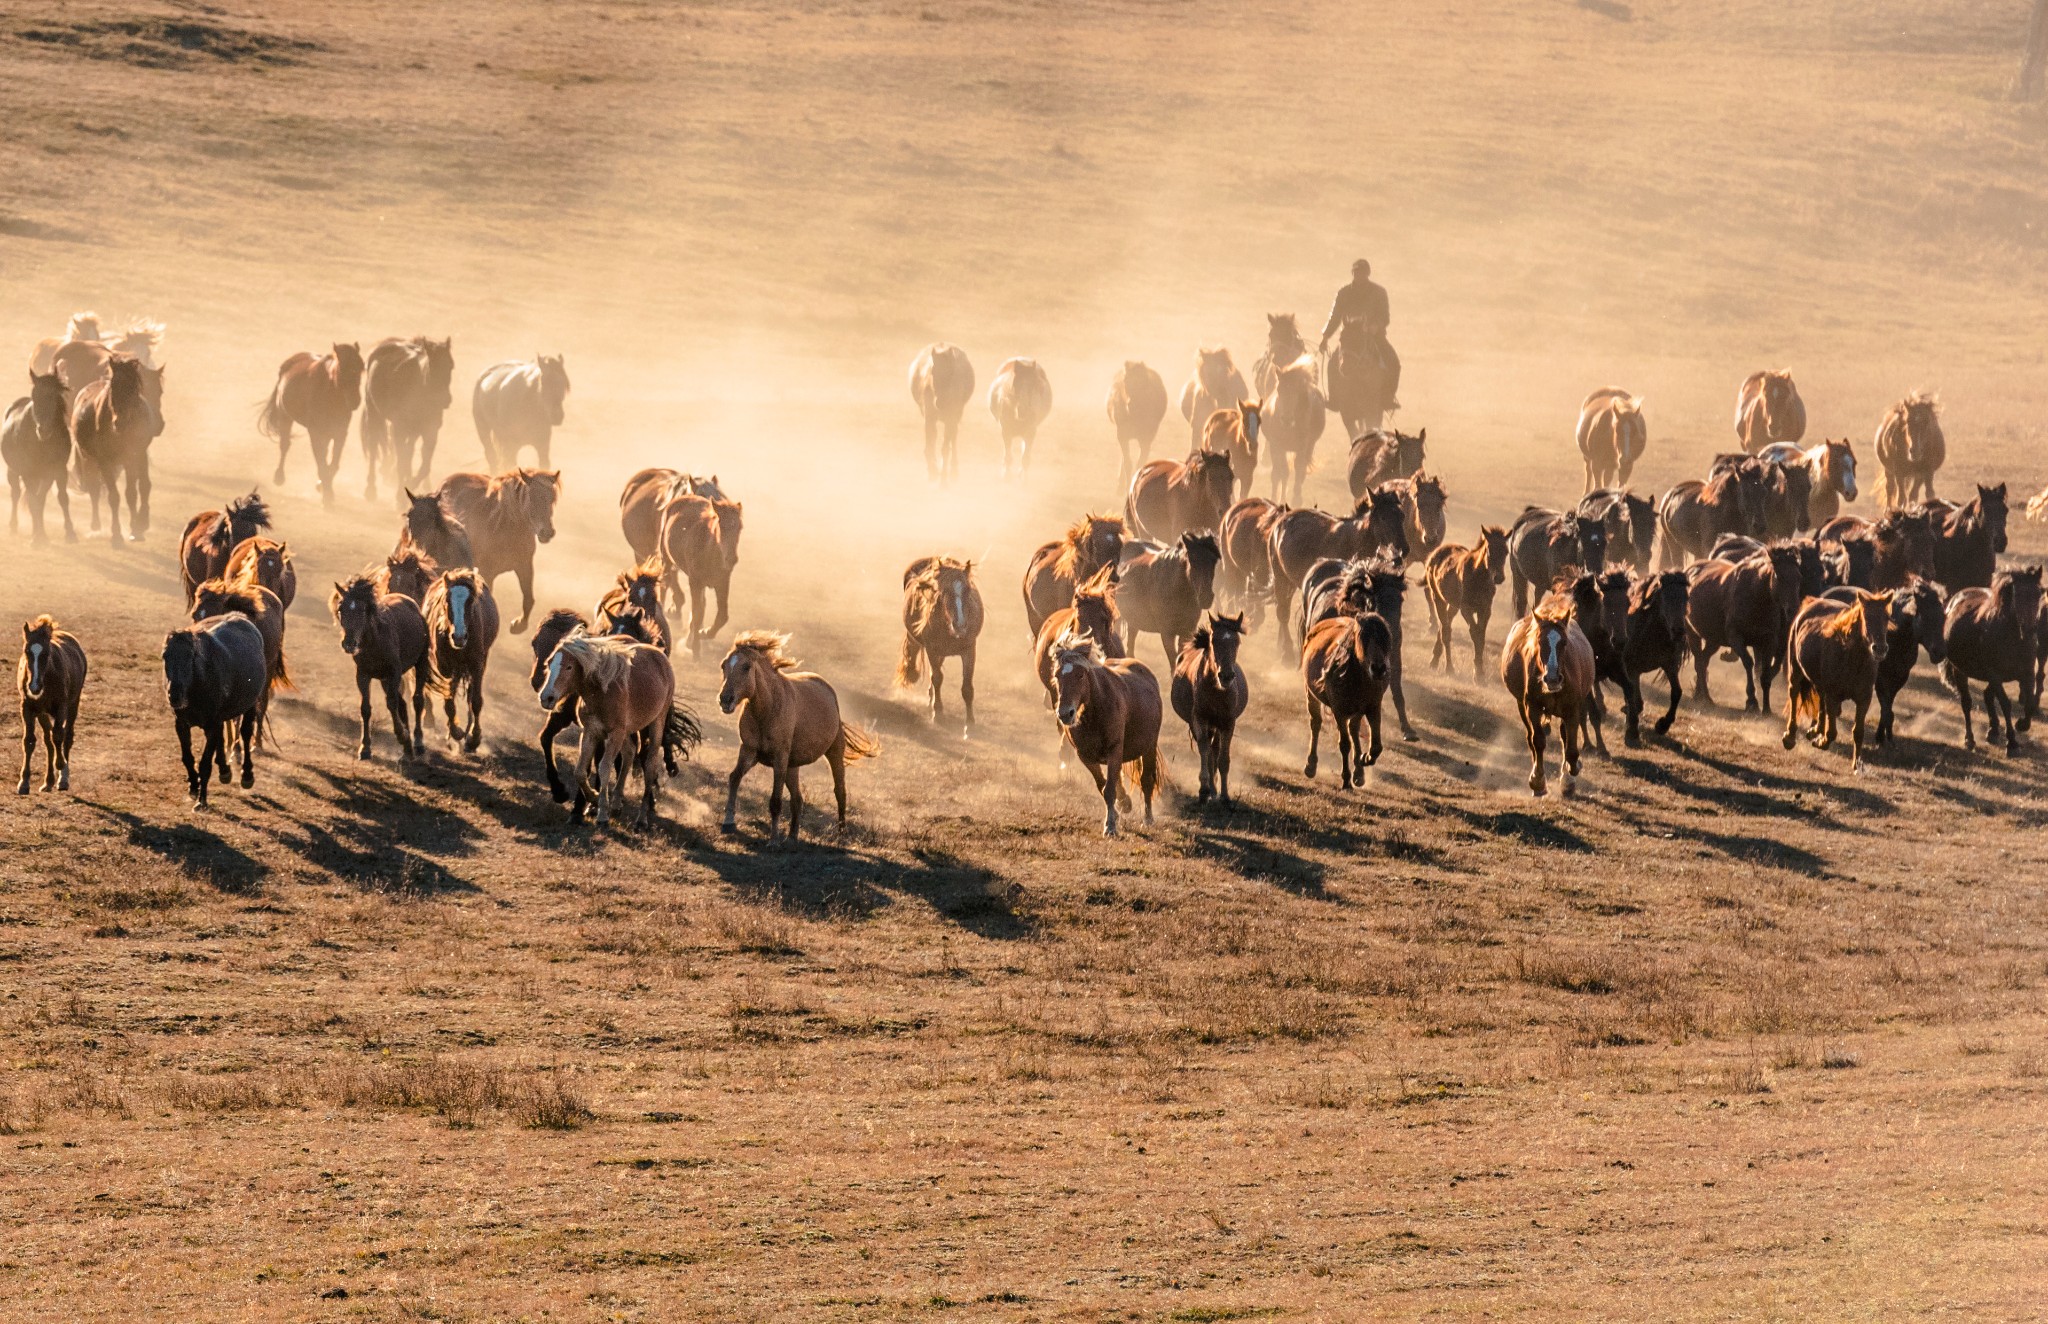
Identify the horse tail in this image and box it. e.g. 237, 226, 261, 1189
839, 721, 882, 763
894, 630, 923, 688
664, 701, 704, 763
270, 649, 295, 694
256, 380, 290, 444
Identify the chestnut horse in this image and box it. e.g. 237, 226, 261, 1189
1200, 400, 1264, 501
72, 355, 161, 544
911, 343, 975, 484
1251, 312, 1310, 396
330, 574, 431, 761
1117, 533, 1222, 667
1781, 590, 1892, 770
619, 468, 725, 563
1259, 358, 1324, 505
361, 336, 455, 499
1817, 509, 1937, 590
190, 578, 289, 748
17, 616, 85, 795
1170, 612, 1248, 803
1217, 496, 1288, 619
1576, 387, 1646, 491
1657, 461, 1766, 567
1685, 543, 1802, 711
1301, 607, 1394, 788
530, 608, 691, 805
1876, 393, 1944, 508
473, 356, 570, 472
1033, 563, 1124, 710
425, 568, 501, 753
1941, 567, 2043, 757
1578, 489, 1657, 574
596, 559, 673, 654
3, 370, 74, 543
1022, 513, 1125, 636
1506, 508, 1606, 617
1295, 552, 1413, 740
540, 633, 675, 827
1126, 449, 1234, 544
1424, 524, 1510, 676
1050, 634, 1162, 836
896, 555, 984, 734
1823, 577, 1946, 747
1735, 370, 1806, 452
1921, 483, 2008, 591
1178, 348, 1249, 449
163, 614, 268, 806
1267, 490, 1409, 654
1106, 361, 1168, 491
261, 344, 363, 505
1380, 474, 1448, 558
435, 469, 561, 634
1501, 605, 1596, 798
657, 492, 744, 657
402, 488, 475, 572
1346, 427, 1425, 497
226, 537, 298, 610
717, 631, 879, 840
179, 492, 272, 605
988, 357, 1053, 478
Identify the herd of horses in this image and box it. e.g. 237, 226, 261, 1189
7, 307, 2047, 838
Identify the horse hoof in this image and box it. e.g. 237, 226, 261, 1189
357, 748, 373, 761
56, 774, 68, 791
1401, 730, 1418, 742
1781, 730, 1797, 750
13, 782, 27, 796
240, 770, 254, 789
1302, 759, 1317, 778
720, 821, 738, 835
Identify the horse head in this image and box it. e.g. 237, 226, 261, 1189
719, 630, 793, 714
1265, 313, 1302, 356
1193, 451, 1235, 514
1410, 475, 1448, 549
27, 370, 67, 437
531, 609, 588, 692
1205, 611, 1245, 685
21, 617, 56, 700
1650, 571, 1690, 639
329, 577, 380, 656
930, 558, 976, 636
425, 338, 456, 408
1196, 348, 1235, 396
439, 570, 482, 649
1051, 631, 1104, 728
1238, 399, 1262, 448
518, 470, 562, 544
161, 627, 200, 710
1825, 440, 1859, 502
1980, 483, 2010, 554
1565, 511, 1606, 572
106, 354, 144, 403
333, 343, 365, 407
1596, 570, 1633, 644
1482, 525, 1511, 584
1181, 533, 1223, 605
1531, 608, 1571, 694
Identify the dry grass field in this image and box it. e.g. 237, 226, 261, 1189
3, 0, 2048, 1319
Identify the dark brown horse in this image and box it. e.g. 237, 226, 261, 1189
1823, 577, 1945, 747
896, 556, 984, 734
1346, 427, 1425, 497
435, 469, 561, 634
1551, 574, 1618, 755
1506, 507, 1606, 617
656, 492, 744, 657
3, 370, 75, 543
1022, 513, 1125, 636
179, 492, 272, 605
361, 336, 455, 500
1501, 605, 1596, 798
619, 468, 725, 564
532, 608, 681, 806
402, 488, 475, 571
1125, 449, 1234, 544
1033, 563, 1124, 711
1295, 552, 1414, 740
190, 578, 289, 748
1781, 590, 1892, 770
1379, 474, 1447, 558
17, 616, 85, 795
1170, 612, 1247, 803
1106, 361, 1169, 492
72, 355, 160, 544
1424, 524, 1509, 677
596, 559, 673, 654
1050, 635, 1161, 836
1941, 567, 2043, 756
1218, 496, 1288, 617
1268, 490, 1409, 653
1685, 544, 1802, 711
1817, 509, 1937, 590
1577, 489, 1657, 574
375, 542, 440, 605
226, 536, 298, 611
1657, 461, 1767, 567
1116, 532, 1222, 667
1301, 607, 1393, 788
425, 567, 501, 753
163, 614, 268, 805
1921, 483, 2008, 591
261, 344, 363, 505
1759, 458, 1814, 538
1607, 569, 1691, 745
330, 574, 431, 761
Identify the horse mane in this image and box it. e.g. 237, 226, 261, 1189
1052, 629, 1106, 664
1533, 601, 1574, 626
64, 312, 102, 341
558, 633, 640, 690
24, 614, 58, 635
1054, 514, 1120, 578
601, 602, 659, 645
486, 466, 562, 510
537, 607, 588, 639
1821, 592, 1880, 640
731, 628, 800, 671
626, 555, 665, 584
1076, 561, 1119, 603
330, 574, 380, 615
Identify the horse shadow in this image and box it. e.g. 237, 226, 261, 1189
684, 837, 1036, 940
77, 801, 270, 895
1651, 746, 1896, 817
274, 817, 480, 897
839, 688, 974, 754
1186, 826, 1332, 899
1644, 815, 1833, 878
271, 763, 491, 871
1222, 774, 1471, 872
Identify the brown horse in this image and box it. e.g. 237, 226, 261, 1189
911, 344, 975, 485
619, 468, 725, 563
717, 631, 879, 840
988, 358, 1053, 478
1301, 608, 1394, 788
425, 567, 501, 753
1941, 567, 2043, 756
1033, 563, 1124, 709
531, 607, 690, 805
1608, 569, 1692, 745
1170, 612, 1247, 803
1293, 553, 1414, 741
1781, 590, 1892, 769
1876, 393, 1944, 508
1685, 543, 1802, 711
3, 370, 75, 543
1200, 401, 1264, 501
17, 616, 85, 795
1251, 312, 1310, 396
1657, 461, 1767, 567
896, 556, 984, 734
596, 559, 673, 654
402, 488, 475, 571
375, 542, 440, 605
1823, 577, 1945, 747
434, 469, 560, 634
1735, 370, 1806, 452
1424, 524, 1510, 676
1380, 474, 1448, 558
1922, 483, 2009, 591
541, 633, 674, 827
163, 614, 268, 806
1324, 317, 1399, 436
474, 356, 571, 472
1817, 509, 1938, 590
226, 536, 298, 611
1577, 388, 1647, 491
261, 344, 364, 505
1259, 358, 1324, 504
190, 578, 289, 747
1050, 634, 1162, 836
657, 492, 744, 657
361, 336, 455, 500
1268, 490, 1410, 653
1346, 427, 1426, 497
330, 574, 431, 761
1022, 513, 1125, 636
1218, 496, 1288, 618
1126, 449, 1234, 545
1117, 532, 1222, 667
1578, 489, 1657, 574
179, 492, 272, 605
1106, 361, 1168, 491
1501, 605, 1596, 798
1506, 507, 1607, 617
1178, 348, 1249, 449
1758, 439, 1859, 525
71, 355, 160, 544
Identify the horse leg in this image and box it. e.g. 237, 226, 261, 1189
765, 757, 790, 840
1998, 684, 2020, 757
959, 644, 977, 735
827, 744, 850, 829
784, 764, 805, 842
1303, 695, 1323, 779
721, 746, 759, 834
1511, 568, 1529, 619
926, 653, 945, 723
1336, 715, 1356, 789
1469, 608, 1491, 679
540, 702, 575, 801
213, 714, 233, 785
510, 562, 535, 636
1850, 695, 1870, 770
273, 422, 291, 488
16, 706, 33, 795
369, 674, 400, 759
41, 712, 62, 792
97, 459, 123, 546
1561, 701, 1583, 792
1526, 711, 1549, 797
590, 731, 624, 827
465, 671, 485, 753
237, 711, 257, 788
1216, 722, 1235, 803
1094, 754, 1122, 837
1391, 663, 1415, 741
708, 579, 731, 640
128, 461, 151, 541
1949, 666, 1976, 751
196, 723, 225, 806
6, 472, 18, 537
690, 581, 708, 659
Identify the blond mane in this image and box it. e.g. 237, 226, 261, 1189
731, 629, 800, 671
558, 632, 641, 690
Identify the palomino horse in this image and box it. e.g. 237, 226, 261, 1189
897, 556, 984, 734
163, 614, 267, 805
540, 633, 680, 827
330, 574, 431, 761
1941, 567, 2043, 756
1424, 524, 1510, 677
72, 356, 161, 544
1685, 543, 1802, 712
1578, 489, 1657, 574
988, 358, 1053, 478
30, 312, 103, 377
375, 543, 440, 605
1200, 401, 1263, 501
1736, 369, 1807, 452
1218, 496, 1288, 618
1126, 449, 1234, 545
657, 492, 744, 657
1324, 317, 1398, 436
1379, 474, 1448, 558
1501, 604, 1596, 798
1116, 532, 1221, 667
1656, 462, 1767, 567
1824, 578, 1944, 748
1034, 563, 1125, 713
227, 537, 298, 610
911, 343, 975, 485
17, 616, 85, 794
1506, 508, 1607, 617
473, 356, 570, 472
1781, 590, 1893, 770
402, 489, 475, 571
1050, 633, 1162, 836
531, 608, 695, 805
179, 492, 272, 604
1921, 483, 2009, 591
3, 370, 75, 543
1346, 427, 1426, 498
1106, 361, 1168, 491
1757, 439, 1858, 525
596, 559, 673, 654
361, 336, 455, 500
262, 344, 363, 505
1252, 313, 1310, 396
435, 469, 561, 634
1260, 358, 1324, 505
425, 568, 501, 753
1267, 491, 1409, 653
718, 631, 879, 840
1170, 612, 1247, 803
1301, 605, 1394, 788
619, 468, 725, 563
1022, 513, 1125, 635
190, 578, 289, 748
1576, 388, 1646, 492
1178, 347, 1250, 450
1875, 393, 1944, 508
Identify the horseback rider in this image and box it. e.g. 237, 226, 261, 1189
1317, 259, 1400, 410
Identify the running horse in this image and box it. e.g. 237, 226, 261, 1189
162, 613, 268, 806
1501, 603, 1596, 798
71, 355, 161, 544
1875, 392, 1944, 509
1050, 633, 1162, 837
1178, 348, 1250, 450
1125, 449, 1234, 545
988, 358, 1053, 479
1106, 361, 1169, 492
1170, 612, 1248, 803
1022, 513, 1125, 635
717, 631, 879, 841
401, 489, 475, 572
911, 343, 975, 485
361, 336, 455, 500
1576, 388, 1646, 492
1259, 357, 1325, 505
261, 343, 363, 506
330, 573, 432, 761
17, 616, 86, 795
424, 567, 501, 753
657, 490, 744, 657
896, 556, 984, 735
1323, 317, 1399, 437
473, 356, 570, 472
1781, 590, 1892, 770
619, 468, 725, 563
433, 469, 561, 634
1424, 523, 1510, 677
1251, 313, 1310, 396
189, 577, 290, 750
540, 632, 685, 827
178, 492, 272, 605
226, 537, 298, 610
1735, 369, 1806, 453
3, 370, 75, 543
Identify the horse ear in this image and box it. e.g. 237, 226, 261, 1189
1416, 428, 1426, 442
404, 488, 417, 502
